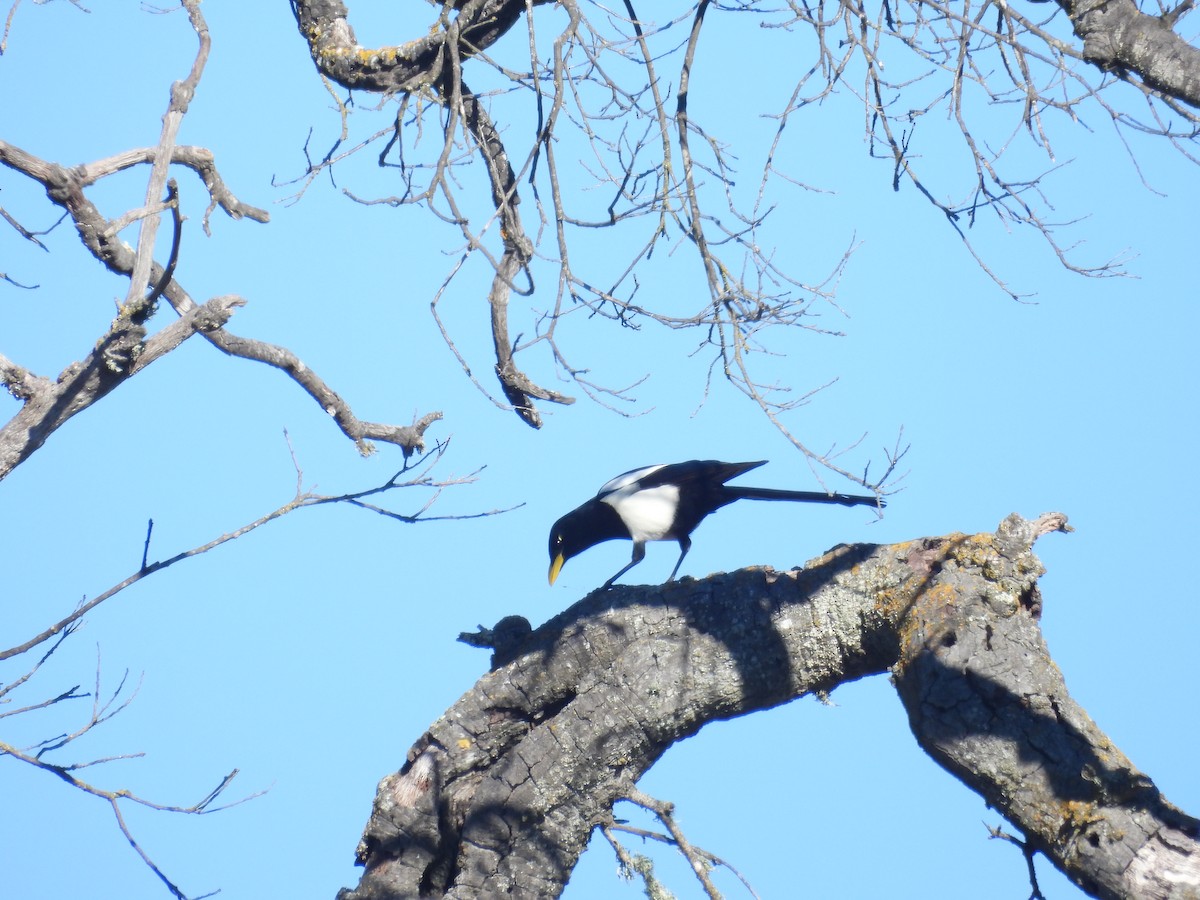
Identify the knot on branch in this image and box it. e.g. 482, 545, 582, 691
170, 80, 195, 113
459, 616, 533, 669
192, 294, 246, 332
994, 511, 1072, 568
98, 325, 148, 376
361, 411, 443, 457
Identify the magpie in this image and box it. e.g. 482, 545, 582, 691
547, 459, 884, 589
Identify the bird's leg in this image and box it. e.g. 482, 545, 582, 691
601, 542, 646, 590
666, 536, 692, 582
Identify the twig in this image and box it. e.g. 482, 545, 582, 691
123, 0, 208, 311
1, 439, 504, 663
604, 791, 764, 899
1, 637, 261, 899
141, 519, 155, 571
1, 731, 252, 900
143, 179, 182, 308
0, 622, 79, 704
623, 786, 725, 899
987, 822, 1047, 900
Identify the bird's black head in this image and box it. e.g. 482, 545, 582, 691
547, 501, 627, 586
547, 509, 587, 586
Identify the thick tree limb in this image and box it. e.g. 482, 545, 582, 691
290, 0, 550, 94
1055, 0, 1200, 108
338, 513, 1199, 900
893, 512, 1200, 899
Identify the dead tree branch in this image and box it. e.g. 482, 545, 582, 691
1, 2, 441, 481
290, 1, 1198, 482
337, 512, 1199, 900
602, 816, 763, 900
622, 787, 725, 900
0, 650, 254, 900
0, 440, 490, 664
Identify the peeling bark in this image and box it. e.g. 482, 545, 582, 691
338, 514, 1199, 900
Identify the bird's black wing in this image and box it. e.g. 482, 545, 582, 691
596, 460, 767, 498
594, 464, 671, 499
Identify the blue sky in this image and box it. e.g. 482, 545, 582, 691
2, 3, 1198, 899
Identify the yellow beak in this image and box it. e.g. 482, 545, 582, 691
548, 553, 565, 586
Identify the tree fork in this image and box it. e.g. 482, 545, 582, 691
339, 513, 1199, 899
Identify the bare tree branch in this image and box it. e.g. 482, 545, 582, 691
1, 2, 449, 481
987, 823, 1049, 900
0, 129, 438, 475
0, 635, 257, 900
1, 725, 251, 900
0, 440, 489, 664
290, 0, 1199, 463
622, 786, 725, 900
76, 144, 270, 233
603, 816, 763, 900
123, 0, 208, 313
338, 513, 1200, 900
287, 1, 906, 486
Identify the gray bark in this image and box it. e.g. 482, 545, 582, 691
1055, 0, 1200, 109
338, 514, 1200, 900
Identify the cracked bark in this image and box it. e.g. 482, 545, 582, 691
1055, 0, 1200, 108
337, 513, 1199, 900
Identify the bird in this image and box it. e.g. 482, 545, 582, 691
547, 459, 884, 589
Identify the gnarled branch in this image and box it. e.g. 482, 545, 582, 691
1056, 0, 1200, 108
339, 513, 1198, 900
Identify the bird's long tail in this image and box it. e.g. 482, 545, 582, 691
728, 487, 885, 508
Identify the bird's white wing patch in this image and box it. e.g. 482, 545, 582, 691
601, 483, 680, 542
597, 464, 665, 497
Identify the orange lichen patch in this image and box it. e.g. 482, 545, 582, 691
317, 45, 357, 61
354, 46, 402, 67
1055, 799, 1107, 837
872, 585, 913, 621
873, 538, 963, 628
915, 580, 960, 616
948, 532, 1000, 568
892, 581, 965, 664
919, 581, 961, 609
